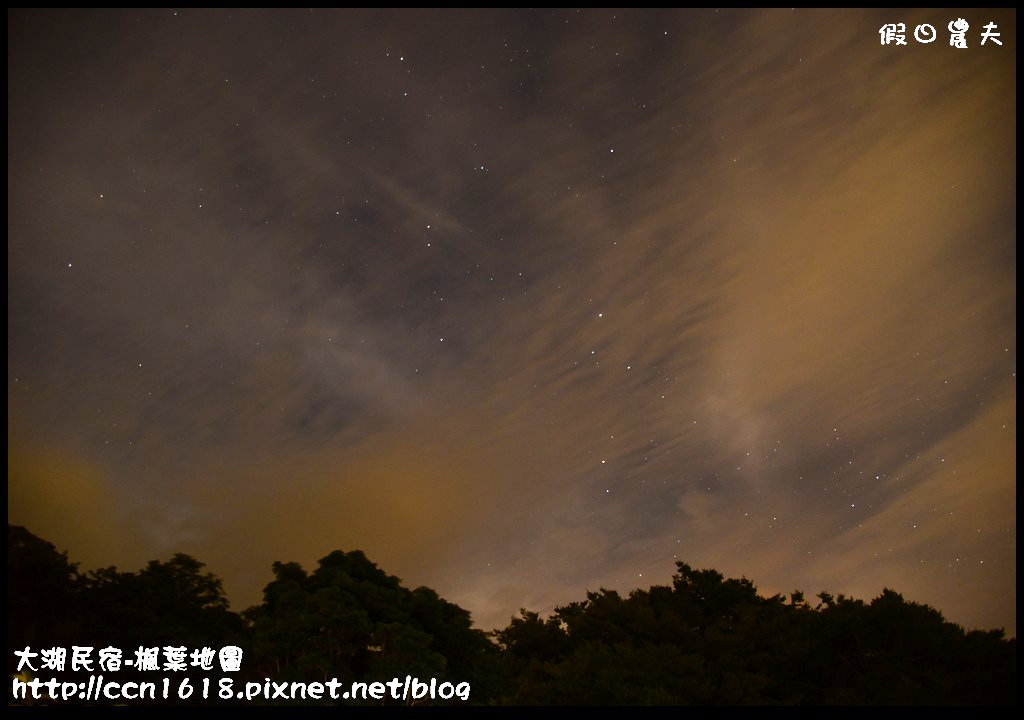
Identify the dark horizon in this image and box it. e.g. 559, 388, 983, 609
11, 522, 1016, 706
9, 519, 1017, 640
8, 8, 1017, 638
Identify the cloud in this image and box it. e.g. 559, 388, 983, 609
8, 9, 1015, 636
8, 445, 148, 572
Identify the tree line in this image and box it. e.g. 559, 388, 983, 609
7, 524, 1016, 705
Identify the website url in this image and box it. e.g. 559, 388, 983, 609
12, 675, 471, 702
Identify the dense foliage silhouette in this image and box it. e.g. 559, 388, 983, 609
7, 525, 1016, 705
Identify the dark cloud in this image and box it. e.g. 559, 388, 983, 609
9, 8, 1016, 635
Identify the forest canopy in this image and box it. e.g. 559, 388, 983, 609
7, 524, 1016, 706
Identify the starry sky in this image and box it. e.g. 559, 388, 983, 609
8, 9, 1016, 636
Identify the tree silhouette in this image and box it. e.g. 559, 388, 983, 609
7, 525, 81, 673
241, 549, 498, 704
492, 560, 1017, 705
7, 525, 1016, 706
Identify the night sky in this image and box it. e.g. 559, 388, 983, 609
8, 9, 1016, 636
